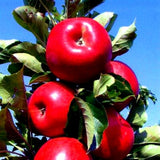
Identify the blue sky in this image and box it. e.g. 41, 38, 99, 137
0, 0, 160, 127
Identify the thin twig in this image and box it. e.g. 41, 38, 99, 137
0, 150, 25, 157
39, 0, 56, 26
8, 141, 24, 153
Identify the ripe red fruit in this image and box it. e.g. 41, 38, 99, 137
28, 81, 74, 137
92, 107, 134, 160
34, 137, 92, 160
104, 60, 139, 111
46, 17, 112, 84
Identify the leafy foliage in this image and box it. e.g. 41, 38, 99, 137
23, 0, 55, 14
112, 20, 137, 59
0, 65, 27, 112
93, 74, 135, 105
94, 12, 117, 31
127, 86, 157, 131
128, 125, 160, 159
65, 0, 104, 18
66, 90, 108, 151
13, 6, 49, 47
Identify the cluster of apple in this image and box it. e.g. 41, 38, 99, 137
28, 17, 139, 160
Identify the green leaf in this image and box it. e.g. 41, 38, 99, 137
107, 75, 135, 103
65, 98, 84, 141
0, 107, 24, 143
65, 91, 108, 151
12, 6, 49, 47
112, 20, 137, 59
8, 42, 46, 64
93, 74, 115, 97
0, 41, 46, 65
8, 63, 24, 74
127, 98, 148, 130
65, 0, 104, 18
10, 53, 44, 74
78, 0, 104, 17
51, 6, 65, 22
139, 85, 157, 107
65, 0, 81, 18
132, 144, 160, 159
135, 125, 160, 143
0, 40, 20, 50
23, 0, 55, 14
0, 40, 21, 64
8, 63, 33, 77
129, 126, 160, 159
127, 86, 156, 131
94, 12, 117, 31
0, 66, 27, 113
29, 71, 56, 84
93, 74, 135, 105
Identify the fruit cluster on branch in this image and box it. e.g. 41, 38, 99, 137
0, 0, 157, 160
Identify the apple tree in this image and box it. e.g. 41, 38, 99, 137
0, 0, 158, 159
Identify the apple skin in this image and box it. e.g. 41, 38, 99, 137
104, 60, 139, 111
28, 81, 74, 137
91, 107, 134, 160
34, 137, 92, 160
46, 17, 112, 84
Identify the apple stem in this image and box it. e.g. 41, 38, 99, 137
76, 37, 85, 46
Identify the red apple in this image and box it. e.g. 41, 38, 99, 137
91, 107, 134, 160
46, 17, 112, 84
34, 137, 92, 160
104, 60, 139, 111
28, 81, 74, 137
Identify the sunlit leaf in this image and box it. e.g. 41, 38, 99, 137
93, 74, 115, 97
0, 40, 46, 65
10, 53, 44, 74
13, 6, 49, 46
127, 125, 160, 159
94, 12, 117, 31
132, 144, 160, 159
0, 40, 20, 50
94, 74, 135, 105
8, 42, 46, 64
112, 20, 137, 59
107, 75, 135, 103
135, 125, 160, 143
